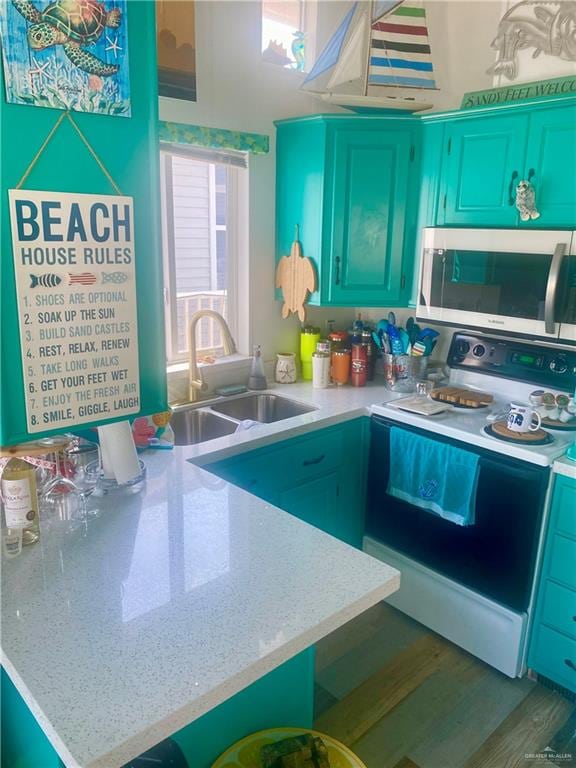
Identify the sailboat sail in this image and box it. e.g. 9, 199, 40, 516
368, 0, 437, 89
301, 0, 437, 111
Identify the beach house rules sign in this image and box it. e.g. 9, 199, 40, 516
8, 190, 140, 433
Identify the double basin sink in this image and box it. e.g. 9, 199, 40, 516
171, 393, 318, 446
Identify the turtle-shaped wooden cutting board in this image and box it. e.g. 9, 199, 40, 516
276, 226, 316, 322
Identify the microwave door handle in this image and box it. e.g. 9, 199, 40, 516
419, 249, 433, 314
544, 243, 566, 334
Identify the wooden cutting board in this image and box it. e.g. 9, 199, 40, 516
431, 387, 493, 408
276, 226, 316, 322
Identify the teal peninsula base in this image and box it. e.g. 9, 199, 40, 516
1, 648, 315, 768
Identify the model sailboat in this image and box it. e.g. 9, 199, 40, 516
303, 0, 437, 112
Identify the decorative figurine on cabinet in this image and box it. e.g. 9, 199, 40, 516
516, 176, 541, 221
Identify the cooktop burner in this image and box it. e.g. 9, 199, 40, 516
483, 423, 555, 446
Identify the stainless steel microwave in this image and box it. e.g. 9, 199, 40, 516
416, 228, 576, 344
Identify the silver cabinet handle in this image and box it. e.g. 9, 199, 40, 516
544, 242, 566, 334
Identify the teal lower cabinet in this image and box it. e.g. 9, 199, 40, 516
206, 418, 369, 548
528, 473, 576, 693
1, 649, 315, 768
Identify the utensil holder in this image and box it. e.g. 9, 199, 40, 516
383, 354, 428, 392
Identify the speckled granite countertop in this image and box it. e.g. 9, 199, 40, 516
1, 381, 400, 768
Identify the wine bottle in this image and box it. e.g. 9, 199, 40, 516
1, 458, 40, 546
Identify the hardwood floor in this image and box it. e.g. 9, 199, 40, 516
314, 603, 575, 768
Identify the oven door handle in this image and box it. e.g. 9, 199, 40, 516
478, 456, 546, 482
544, 242, 566, 334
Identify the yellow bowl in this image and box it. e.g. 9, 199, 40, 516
211, 726, 367, 768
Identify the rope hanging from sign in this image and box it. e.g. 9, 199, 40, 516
16, 111, 122, 195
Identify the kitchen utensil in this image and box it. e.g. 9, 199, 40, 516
398, 328, 410, 354
371, 331, 383, 351
507, 402, 542, 433
387, 311, 397, 328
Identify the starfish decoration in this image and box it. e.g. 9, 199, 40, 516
105, 34, 122, 58
28, 57, 52, 93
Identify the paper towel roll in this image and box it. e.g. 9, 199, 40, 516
97, 421, 141, 484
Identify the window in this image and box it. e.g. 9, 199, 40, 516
160, 146, 246, 364
261, 0, 316, 71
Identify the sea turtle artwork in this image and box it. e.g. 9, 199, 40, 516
487, 0, 576, 81
12, 0, 122, 76
275, 226, 317, 322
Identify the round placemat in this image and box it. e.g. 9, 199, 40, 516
483, 422, 554, 446
211, 727, 367, 768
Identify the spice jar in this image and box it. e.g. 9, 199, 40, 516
351, 343, 368, 387
331, 348, 351, 386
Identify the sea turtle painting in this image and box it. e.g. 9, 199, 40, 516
12, 0, 122, 76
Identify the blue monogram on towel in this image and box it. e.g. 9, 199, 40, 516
419, 478, 438, 500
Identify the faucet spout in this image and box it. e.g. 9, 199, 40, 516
188, 310, 237, 403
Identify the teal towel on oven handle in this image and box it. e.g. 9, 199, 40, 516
386, 427, 480, 526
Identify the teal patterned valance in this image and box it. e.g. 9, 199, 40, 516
159, 120, 269, 155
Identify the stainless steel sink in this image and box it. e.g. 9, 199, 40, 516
210, 394, 317, 423
171, 408, 238, 446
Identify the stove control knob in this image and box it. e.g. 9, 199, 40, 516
549, 354, 569, 374
455, 340, 470, 356
473, 344, 486, 358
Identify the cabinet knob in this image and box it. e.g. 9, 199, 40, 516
564, 658, 576, 671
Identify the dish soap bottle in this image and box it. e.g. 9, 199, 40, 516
248, 345, 267, 390
1, 457, 41, 546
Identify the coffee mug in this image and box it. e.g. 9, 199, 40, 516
507, 402, 542, 433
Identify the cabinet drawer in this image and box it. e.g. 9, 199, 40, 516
541, 580, 576, 640
272, 428, 344, 486
531, 624, 576, 693
549, 534, 576, 591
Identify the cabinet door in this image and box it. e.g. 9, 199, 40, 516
326, 128, 413, 306
278, 472, 343, 541
524, 105, 576, 228
441, 115, 528, 226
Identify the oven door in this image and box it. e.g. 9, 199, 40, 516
366, 417, 550, 612
417, 228, 574, 341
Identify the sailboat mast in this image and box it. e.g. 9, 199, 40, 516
362, 0, 374, 97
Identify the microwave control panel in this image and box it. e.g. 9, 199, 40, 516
448, 333, 576, 391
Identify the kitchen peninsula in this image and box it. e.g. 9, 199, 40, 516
1, 384, 400, 768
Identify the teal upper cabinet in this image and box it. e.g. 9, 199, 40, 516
275, 116, 420, 307
434, 99, 576, 229
439, 114, 528, 227
523, 105, 576, 228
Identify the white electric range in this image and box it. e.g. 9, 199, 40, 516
366, 332, 576, 678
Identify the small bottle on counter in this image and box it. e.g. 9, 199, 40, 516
1, 457, 41, 547
248, 345, 267, 390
